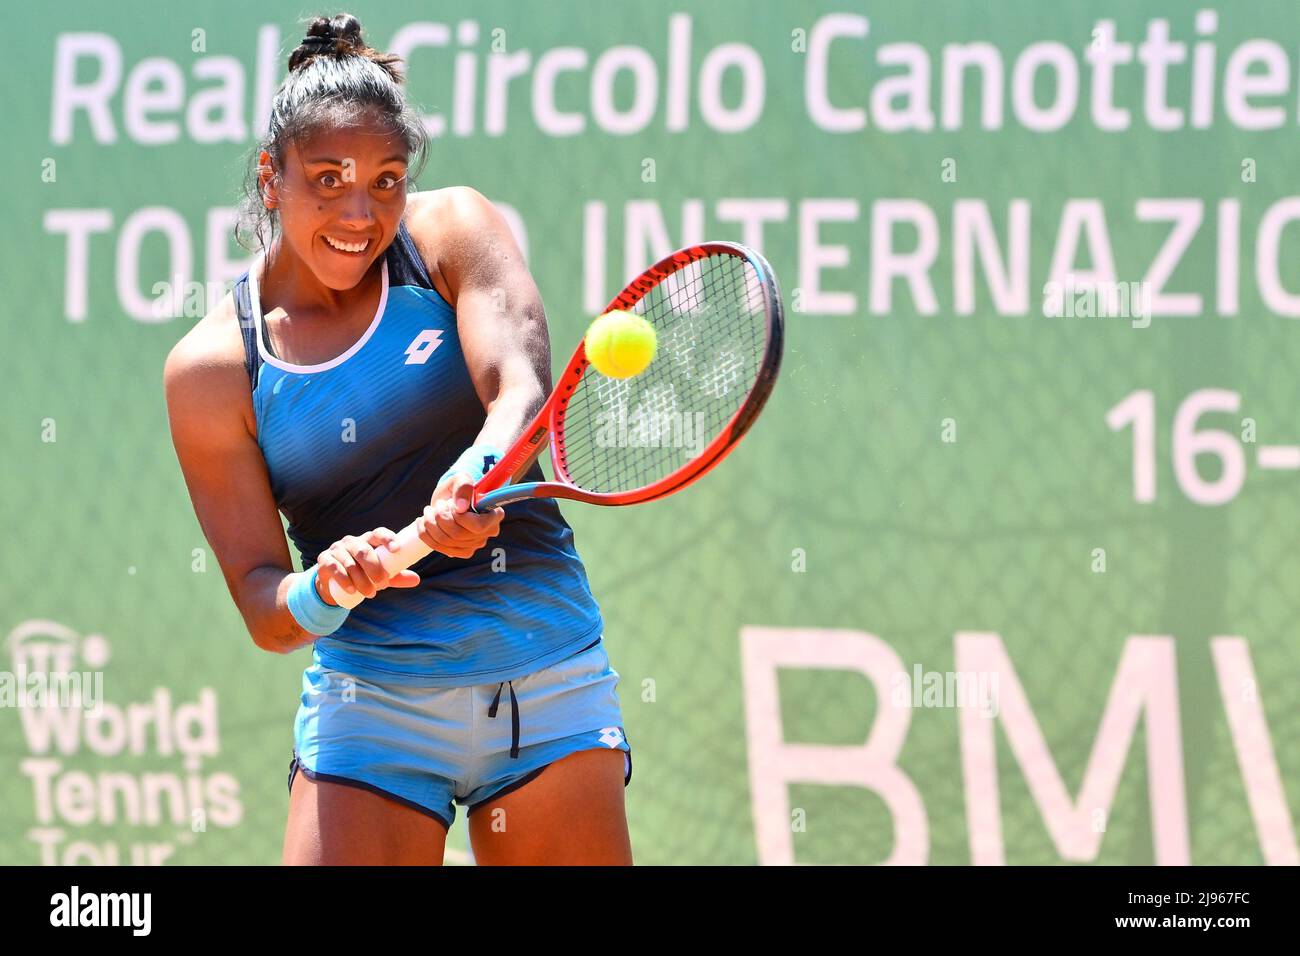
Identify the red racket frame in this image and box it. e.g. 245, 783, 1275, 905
472, 241, 784, 511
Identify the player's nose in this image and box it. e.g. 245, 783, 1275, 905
336, 188, 376, 226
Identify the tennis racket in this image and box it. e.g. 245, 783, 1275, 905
328, 240, 784, 608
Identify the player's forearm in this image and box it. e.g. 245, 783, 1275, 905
234, 565, 319, 654
474, 376, 547, 454
460, 287, 552, 455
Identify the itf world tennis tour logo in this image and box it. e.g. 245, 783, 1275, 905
2, 620, 103, 711
6, 619, 243, 865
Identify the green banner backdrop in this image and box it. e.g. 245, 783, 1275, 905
3, 0, 1299, 865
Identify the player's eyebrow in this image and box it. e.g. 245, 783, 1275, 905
303, 154, 408, 165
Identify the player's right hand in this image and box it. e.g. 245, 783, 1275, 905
417, 471, 505, 559
315, 527, 422, 604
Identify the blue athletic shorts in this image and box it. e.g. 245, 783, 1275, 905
287, 637, 631, 828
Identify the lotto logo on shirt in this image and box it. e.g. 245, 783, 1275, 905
404, 329, 444, 364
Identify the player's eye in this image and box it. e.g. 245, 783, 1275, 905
317, 173, 342, 189
376, 173, 401, 190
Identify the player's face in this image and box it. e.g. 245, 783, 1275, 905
263, 114, 409, 290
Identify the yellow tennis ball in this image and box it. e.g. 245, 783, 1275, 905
584, 310, 657, 378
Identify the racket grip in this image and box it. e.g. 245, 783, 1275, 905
325, 522, 433, 610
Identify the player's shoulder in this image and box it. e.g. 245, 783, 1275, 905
402, 188, 502, 290
406, 185, 494, 226
405, 186, 505, 248
163, 291, 251, 409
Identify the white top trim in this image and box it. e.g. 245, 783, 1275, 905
248, 253, 389, 374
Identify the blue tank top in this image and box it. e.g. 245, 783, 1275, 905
233, 222, 603, 686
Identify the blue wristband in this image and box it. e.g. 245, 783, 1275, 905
287, 567, 351, 636
439, 443, 504, 487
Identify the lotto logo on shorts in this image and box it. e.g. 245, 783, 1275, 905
598, 727, 624, 748
404, 330, 444, 365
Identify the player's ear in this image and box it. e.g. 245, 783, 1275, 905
259, 151, 279, 208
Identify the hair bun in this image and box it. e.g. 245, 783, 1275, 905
289, 13, 368, 71
306, 12, 363, 46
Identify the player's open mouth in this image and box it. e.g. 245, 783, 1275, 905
322, 235, 371, 255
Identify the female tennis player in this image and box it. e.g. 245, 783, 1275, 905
164, 13, 632, 865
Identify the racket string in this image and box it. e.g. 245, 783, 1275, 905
558, 253, 768, 495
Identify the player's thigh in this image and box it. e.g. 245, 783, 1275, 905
468, 748, 631, 866
284, 772, 448, 866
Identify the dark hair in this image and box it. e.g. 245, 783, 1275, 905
235, 13, 429, 251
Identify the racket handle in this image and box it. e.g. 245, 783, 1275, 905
473, 482, 545, 512
326, 522, 433, 610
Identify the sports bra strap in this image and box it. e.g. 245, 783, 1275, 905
233, 273, 261, 390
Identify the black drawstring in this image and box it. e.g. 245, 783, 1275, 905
488, 680, 521, 759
